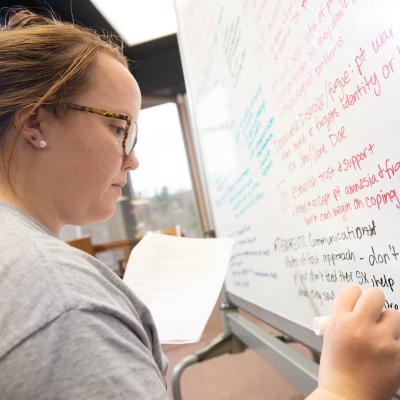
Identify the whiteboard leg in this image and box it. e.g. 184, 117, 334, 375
171, 333, 246, 400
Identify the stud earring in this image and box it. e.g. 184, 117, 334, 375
31, 134, 38, 141
39, 140, 47, 149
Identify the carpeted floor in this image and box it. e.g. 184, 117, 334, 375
162, 299, 306, 400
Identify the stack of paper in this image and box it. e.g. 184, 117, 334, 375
123, 232, 234, 344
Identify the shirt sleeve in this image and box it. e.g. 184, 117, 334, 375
0, 309, 168, 400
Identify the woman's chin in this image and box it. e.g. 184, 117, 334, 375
95, 203, 117, 223
76, 202, 117, 226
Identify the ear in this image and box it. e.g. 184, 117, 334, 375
14, 107, 48, 149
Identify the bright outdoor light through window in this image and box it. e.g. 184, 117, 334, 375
129, 102, 201, 237
90, 0, 177, 46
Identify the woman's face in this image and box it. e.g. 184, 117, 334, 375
38, 53, 141, 227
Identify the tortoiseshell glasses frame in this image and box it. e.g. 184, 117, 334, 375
66, 103, 138, 155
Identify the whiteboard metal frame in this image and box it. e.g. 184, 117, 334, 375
226, 311, 319, 395
226, 291, 323, 352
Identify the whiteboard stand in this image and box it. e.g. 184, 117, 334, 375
172, 301, 246, 400
225, 310, 319, 395
172, 299, 400, 399
172, 294, 321, 400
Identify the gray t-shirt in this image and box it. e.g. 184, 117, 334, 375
0, 201, 168, 399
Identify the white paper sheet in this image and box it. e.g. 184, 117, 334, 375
123, 232, 234, 343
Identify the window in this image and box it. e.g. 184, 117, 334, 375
130, 102, 201, 237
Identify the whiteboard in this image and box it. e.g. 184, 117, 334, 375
175, 0, 400, 334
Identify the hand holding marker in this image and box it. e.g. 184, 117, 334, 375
310, 285, 400, 400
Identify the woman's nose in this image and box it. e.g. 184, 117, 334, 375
123, 150, 139, 171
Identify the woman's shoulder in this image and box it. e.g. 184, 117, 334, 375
0, 200, 117, 296
0, 219, 139, 316
0, 204, 155, 358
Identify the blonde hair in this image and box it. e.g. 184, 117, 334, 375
0, 8, 128, 178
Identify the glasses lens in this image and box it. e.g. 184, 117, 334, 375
124, 121, 138, 155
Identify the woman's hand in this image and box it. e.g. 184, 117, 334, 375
308, 284, 400, 400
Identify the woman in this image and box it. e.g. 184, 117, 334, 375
0, 9, 399, 400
